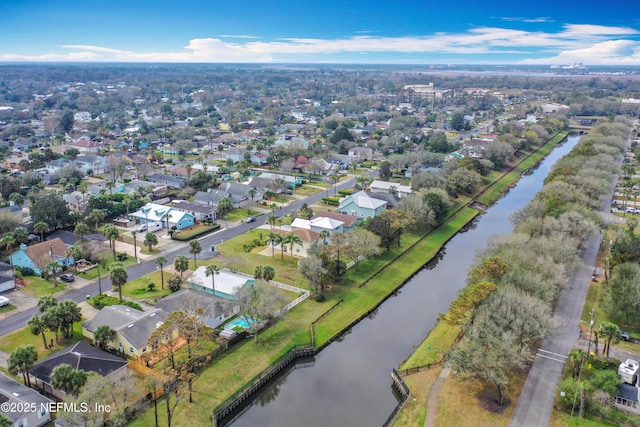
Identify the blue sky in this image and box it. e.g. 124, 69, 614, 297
1, 0, 639, 64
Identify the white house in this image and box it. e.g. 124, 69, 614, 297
189, 267, 255, 299
369, 180, 412, 198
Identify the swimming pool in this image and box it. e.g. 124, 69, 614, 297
224, 317, 254, 331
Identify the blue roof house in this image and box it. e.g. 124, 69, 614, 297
337, 190, 387, 219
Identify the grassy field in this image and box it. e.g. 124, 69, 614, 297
20, 277, 67, 299
400, 321, 461, 369
313, 209, 479, 346
121, 270, 174, 300
391, 368, 441, 427
129, 209, 480, 427
0, 304, 16, 315
77, 255, 137, 280
0, 321, 84, 360
435, 370, 526, 427
292, 184, 323, 197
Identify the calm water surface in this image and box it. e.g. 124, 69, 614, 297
226, 136, 581, 427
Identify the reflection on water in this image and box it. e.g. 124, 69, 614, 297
228, 136, 580, 427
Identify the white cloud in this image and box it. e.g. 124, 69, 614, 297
0, 23, 639, 64
522, 40, 640, 65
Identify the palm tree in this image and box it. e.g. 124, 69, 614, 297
280, 234, 295, 260
105, 181, 115, 196
267, 233, 281, 259
319, 229, 330, 245
262, 265, 275, 284
78, 181, 89, 210
89, 208, 105, 229
103, 224, 120, 262
74, 222, 90, 241
33, 222, 49, 242
189, 240, 202, 268
287, 234, 303, 258
205, 265, 220, 295
162, 211, 173, 231
51, 364, 87, 397
267, 215, 279, 230
599, 322, 621, 358
144, 232, 158, 252
155, 256, 167, 289
46, 261, 61, 287
28, 315, 48, 349
110, 266, 128, 302
8, 345, 38, 387
131, 230, 138, 259
254, 265, 263, 284
248, 188, 257, 202
65, 246, 82, 267
568, 348, 584, 378
42, 306, 62, 344
174, 255, 189, 277
93, 325, 116, 350
0, 235, 15, 251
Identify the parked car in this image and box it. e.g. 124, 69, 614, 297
247, 217, 256, 223
0, 296, 10, 307
622, 331, 631, 341
137, 224, 148, 232
60, 273, 75, 283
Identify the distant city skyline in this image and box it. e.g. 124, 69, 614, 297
1, 0, 639, 65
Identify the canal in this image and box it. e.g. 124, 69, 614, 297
225, 135, 581, 427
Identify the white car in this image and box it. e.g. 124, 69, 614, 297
0, 296, 10, 307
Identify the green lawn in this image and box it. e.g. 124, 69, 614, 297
0, 321, 85, 360
20, 277, 67, 299
293, 185, 323, 197
172, 223, 221, 240
77, 255, 137, 280
121, 270, 174, 300
401, 321, 461, 369
222, 208, 260, 223
0, 304, 16, 315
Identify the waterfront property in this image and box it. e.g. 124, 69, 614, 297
82, 305, 168, 356
188, 267, 254, 299
30, 341, 128, 399
337, 190, 387, 218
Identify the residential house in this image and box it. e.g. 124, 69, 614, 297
129, 203, 195, 230
74, 155, 108, 174
30, 341, 128, 399
147, 173, 187, 189
156, 289, 234, 329
172, 200, 216, 222
347, 146, 374, 161
194, 189, 238, 208
246, 177, 280, 194
62, 190, 86, 211
274, 134, 309, 150
10, 238, 74, 276
312, 211, 361, 231
0, 261, 15, 293
189, 267, 255, 299
222, 182, 263, 205
367, 191, 401, 209
337, 190, 387, 219
286, 228, 320, 258
369, 180, 412, 198
291, 216, 344, 235
0, 372, 53, 427
82, 305, 168, 357
257, 172, 301, 188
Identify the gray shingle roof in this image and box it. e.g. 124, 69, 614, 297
30, 341, 127, 384
0, 372, 53, 422
82, 305, 168, 351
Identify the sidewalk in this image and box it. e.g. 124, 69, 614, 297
424, 366, 450, 427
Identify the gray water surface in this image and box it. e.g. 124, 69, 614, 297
226, 135, 581, 427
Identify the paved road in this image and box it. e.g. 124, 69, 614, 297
509, 166, 626, 425
0, 172, 374, 336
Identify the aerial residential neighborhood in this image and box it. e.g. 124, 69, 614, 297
0, 58, 640, 426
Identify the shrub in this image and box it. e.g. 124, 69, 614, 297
117, 253, 128, 261
147, 282, 156, 291
131, 288, 148, 295
90, 294, 141, 310
16, 266, 36, 277
315, 294, 326, 302
338, 189, 353, 196
167, 275, 182, 292
322, 197, 340, 206
244, 243, 255, 252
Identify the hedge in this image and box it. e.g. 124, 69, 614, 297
90, 294, 142, 311
171, 223, 221, 241
322, 197, 340, 206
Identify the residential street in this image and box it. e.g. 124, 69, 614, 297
509, 168, 626, 426
0, 173, 371, 337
